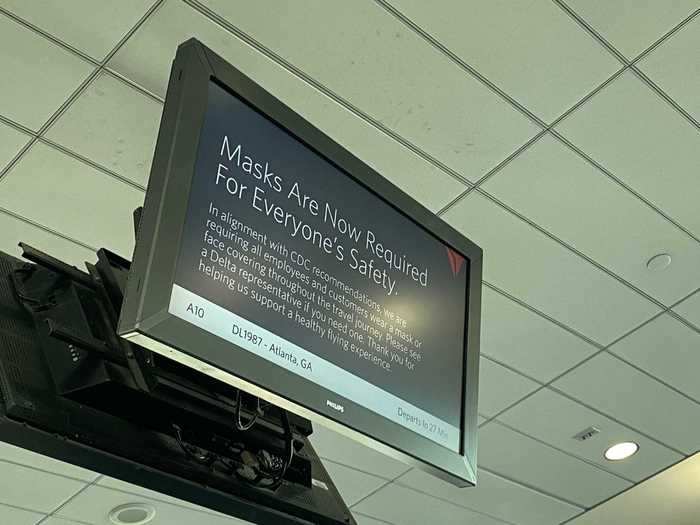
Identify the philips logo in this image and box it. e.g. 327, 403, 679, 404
326, 400, 344, 413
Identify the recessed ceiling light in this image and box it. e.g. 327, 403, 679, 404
604, 442, 639, 461
646, 253, 672, 272
108, 503, 156, 525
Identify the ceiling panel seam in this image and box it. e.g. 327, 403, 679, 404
36, 475, 103, 525
317, 458, 407, 483
603, 349, 700, 405
629, 66, 700, 131
390, 479, 525, 525
0, 114, 36, 138
352, 512, 398, 525
0, 206, 98, 252
38, 136, 147, 192
667, 308, 700, 335
348, 467, 409, 511
477, 465, 587, 510
0, 6, 99, 65
0, 458, 95, 484
103, 67, 166, 105
481, 282, 604, 348
0, 501, 48, 521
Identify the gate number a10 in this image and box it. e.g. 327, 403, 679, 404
187, 303, 205, 318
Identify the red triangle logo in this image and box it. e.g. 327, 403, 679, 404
446, 247, 465, 277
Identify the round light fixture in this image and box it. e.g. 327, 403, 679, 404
646, 253, 672, 272
604, 442, 639, 461
108, 503, 156, 525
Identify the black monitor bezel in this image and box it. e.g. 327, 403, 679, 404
118, 39, 481, 486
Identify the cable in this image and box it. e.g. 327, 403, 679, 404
235, 390, 258, 431
173, 408, 294, 492
261, 410, 294, 490
172, 424, 215, 466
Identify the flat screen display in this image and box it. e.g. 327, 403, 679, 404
118, 39, 481, 486
170, 81, 468, 452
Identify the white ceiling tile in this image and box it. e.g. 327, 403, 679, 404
353, 482, 509, 525
565, 0, 699, 58
674, 290, 700, 327
443, 192, 660, 344
477, 423, 631, 507
0, 142, 143, 258
609, 314, 700, 401
482, 134, 700, 305
386, 0, 620, 122
97, 476, 222, 515
41, 518, 84, 525
353, 513, 393, 525
640, 16, 700, 124
553, 352, 700, 453
0, 121, 30, 172
46, 72, 161, 187
557, 71, 700, 239
0, 14, 93, 130
0, 503, 44, 525
309, 424, 409, 480
498, 388, 682, 482
108, 0, 466, 212
0, 441, 98, 482
481, 286, 597, 382
0, 460, 85, 513
197, 0, 541, 182
478, 358, 539, 417
0, 0, 154, 61
322, 460, 387, 507
0, 212, 96, 268
565, 453, 700, 525
397, 467, 581, 525
58, 484, 252, 525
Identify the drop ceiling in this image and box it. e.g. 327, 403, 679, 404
0, 1, 699, 524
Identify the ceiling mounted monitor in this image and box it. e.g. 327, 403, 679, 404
118, 39, 482, 487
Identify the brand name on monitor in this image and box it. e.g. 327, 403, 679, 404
326, 400, 344, 413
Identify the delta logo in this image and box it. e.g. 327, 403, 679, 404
446, 247, 465, 277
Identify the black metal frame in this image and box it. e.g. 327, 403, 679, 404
0, 247, 352, 524
118, 39, 482, 486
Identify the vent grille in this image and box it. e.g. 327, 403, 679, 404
573, 426, 601, 442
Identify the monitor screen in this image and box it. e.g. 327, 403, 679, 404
119, 39, 481, 486
171, 80, 466, 452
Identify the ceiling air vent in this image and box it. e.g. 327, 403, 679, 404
572, 426, 600, 442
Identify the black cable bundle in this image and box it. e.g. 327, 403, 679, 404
171, 408, 295, 491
